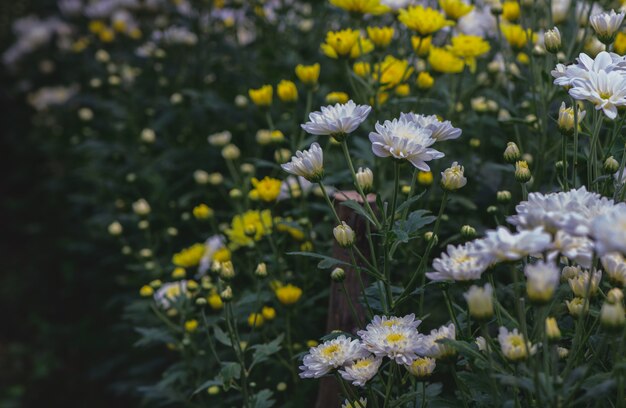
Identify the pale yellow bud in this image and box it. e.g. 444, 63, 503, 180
463, 284, 494, 320
333, 222, 355, 247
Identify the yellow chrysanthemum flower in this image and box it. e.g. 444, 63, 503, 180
372, 55, 413, 90
275, 284, 303, 305
395, 84, 410, 96
428, 47, 465, 74
501, 24, 537, 50
502, 1, 520, 22
172, 243, 206, 267
448, 34, 491, 72
416, 71, 435, 90
208, 293, 224, 310
353, 61, 371, 77
184, 319, 199, 332
193, 203, 214, 219
326, 91, 350, 104
329, 0, 389, 15
262, 306, 276, 320
248, 313, 265, 328
411, 35, 432, 56
367, 26, 394, 48
439, 0, 473, 21
277, 80, 298, 102
248, 85, 273, 106
276, 219, 306, 241
398, 5, 454, 37
140, 285, 154, 297
251, 176, 282, 202
295, 63, 320, 85
226, 210, 273, 247
614, 32, 626, 55
321, 29, 360, 58
213, 247, 231, 262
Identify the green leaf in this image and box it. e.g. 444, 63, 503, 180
439, 339, 486, 362
340, 199, 377, 226
249, 334, 284, 369
251, 389, 275, 408
286, 251, 351, 270
134, 327, 176, 347
192, 379, 222, 396
396, 191, 426, 213
218, 361, 241, 389
213, 326, 232, 347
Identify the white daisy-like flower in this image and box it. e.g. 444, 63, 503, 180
281, 142, 324, 182
498, 327, 537, 362
400, 112, 462, 141
278, 176, 315, 201
405, 356, 436, 378
508, 187, 618, 236
601, 253, 626, 286
368, 117, 444, 170
524, 261, 560, 303
420, 323, 456, 359
457, 8, 497, 38
552, 51, 626, 88
380, 0, 412, 10
198, 235, 226, 275
591, 204, 626, 255
569, 70, 626, 119
426, 242, 489, 282
357, 314, 425, 365
475, 227, 552, 264
590, 9, 625, 43
299, 335, 368, 379
338, 355, 382, 387
368, 314, 422, 329
154, 281, 189, 309
569, 269, 602, 297
301, 100, 371, 138
550, 230, 594, 268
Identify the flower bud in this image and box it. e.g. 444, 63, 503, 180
424, 231, 438, 245
140, 128, 156, 143
133, 199, 151, 216
557, 347, 569, 359
221, 144, 241, 160
441, 162, 467, 191
194, 169, 210, 185
277, 80, 298, 103
220, 286, 233, 301
196, 297, 207, 306
490, 1, 503, 15
255, 262, 268, 278
333, 222, 355, 247
545, 317, 561, 341
515, 160, 532, 183
108, 221, 123, 236
417, 171, 433, 186
220, 261, 235, 280
544, 27, 562, 53
600, 301, 625, 331
208, 172, 224, 185
406, 357, 436, 379
496, 190, 512, 203
416, 72, 434, 90
557, 102, 585, 136
487, 205, 498, 214
566, 297, 588, 317
555, 160, 564, 170
356, 167, 374, 193
607, 288, 624, 304
331, 267, 346, 282
460, 225, 476, 238
503, 142, 521, 163
604, 156, 620, 174
208, 130, 232, 147
463, 284, 494, 321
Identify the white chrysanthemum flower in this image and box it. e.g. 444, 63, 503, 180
475, 227, 552, 264
405, 356, 436, 378
380, 0, 411, 10
368, 314, 422, 329
508, 187, 618, 236
426, 242, 489, 282
299, 336, 368, 379
198, 235, 226, 275
441, 161, 467, 190
154, 281, 189, 309
400, 112, 462, 141
421, 323, 456, 359
498, 327, 537, 362
601, 253, 626, 286
590, 9, 625, 43
278, 176, 315, 201
342, 397, 368, 408
524, 261, 560, 303
550, 230, 594, 268
568, 269, 602, 297
357, 314, 425, 365
591, 204, 626, 255
338, 356, 382, 387
457, 8, 497, 38
281, 142, 324, 182
569, 70, 626, 119
301, 100, 371, 138
552, 51, 626, 88
368, 117, 444, 170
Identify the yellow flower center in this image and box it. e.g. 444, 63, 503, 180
353, 359, 372, 368
386, 333, 405, 343
322, 344, 341, 357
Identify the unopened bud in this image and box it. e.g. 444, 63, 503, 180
464, 284, 494, 321
607, 288, 624, 304
545, 317, 561, 341
544, 27, 562, 53
424, 231, 438, 245
604, 156, 620, 174
461, 225, 477, 238
356, 167, 374, 193
333, 222, 355, 247
503, 142, 521, 163
496, 190, 511, 203
220, 261, 235, 280
515, 160, 532, 183
487, 205, 498, 214
600, 301, 625, 331
331, 267, 346, 282
220, 286, 233, 301
255, 262, 268, 278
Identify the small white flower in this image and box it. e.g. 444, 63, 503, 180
591, 204, 626, 255
550, 230, 594, 268
601, 253, 626, 286
405, 356, 436, 378
552, 51, 626, 88
302, 100, 371, 137
338, 355, 382, 387
132, 198, 151, 216
569, 70, 626, 119
357, 314, 425, 365
524, 261, 560, 303
368, 117, 444, 170
475, 336, 487, 352
475, 227, 552, 264
463, 284, 494, 320
299, 336, 368, 379
426, 242, 489, 282
154, 281, 189, 309
281, 142, 324, 182
498, 327, 537, 362
568, 269, 602, 297
400, 112, 462, 141
508, 187, 618, 236
590, 9, 625, 43
380, 0, 411, 11
278, 176, 315, 201
420, 323, 456, 359
198, 235, 226, 275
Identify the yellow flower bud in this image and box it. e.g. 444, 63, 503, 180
333, 221, 355, 247
295, 63, 320, 86
248, 85, 273, 107
463, 284, 494, 320
367, 26, 394, 48
248, 313, 265, 328
184, 319, 199, 332
417, 170, 434, 186
416, 71, 434, 90
139, 285, 154, 297
545, 317, 561, 341
277, 80, 298, 102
